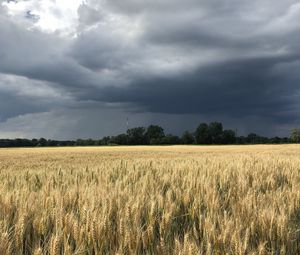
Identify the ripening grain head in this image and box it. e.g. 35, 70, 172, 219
0, 145, 299, 254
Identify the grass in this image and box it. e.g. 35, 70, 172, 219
0, 145, 300, 254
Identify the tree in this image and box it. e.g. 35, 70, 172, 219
195, 123, 211, 144
145, 125, 165, 144
222, 129, 236, 144
181, 131, 195, 144
236, 136, 247, 144
127, 127, 146, 145
99, 136, 111, 145
38, 138, 47, 147
31, 139, 38, 146
208, 122, 223, 144
161, 135, 180, 145
246, 133, 259, 144
291, 128, 300, 143
111, 134, 128, 145
270, 137, 281, 144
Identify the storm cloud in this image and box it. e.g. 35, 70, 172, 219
0, 0, 300, 138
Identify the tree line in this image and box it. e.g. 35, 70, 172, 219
0, 122, 299, 148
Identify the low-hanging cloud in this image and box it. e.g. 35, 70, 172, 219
0, 0, 300, 138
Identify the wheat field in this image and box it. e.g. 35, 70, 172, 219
0, 145, 300, 254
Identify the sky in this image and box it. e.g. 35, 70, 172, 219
0, 0, 300, 139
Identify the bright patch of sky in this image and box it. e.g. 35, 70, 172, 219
2, 0, 84, 34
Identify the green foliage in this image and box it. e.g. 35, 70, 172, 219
208, 122, 223, 144
195, 122, 237, 144
181, 131, 195, 144
0, 123, 294, 147
145, 125, 165, 144
195, 123, 211, 144
291, 128, 300, 143
127, 127, 146, 145
222, 130, 236, 144
161, 135, 180, 145
111, 134, 128, 145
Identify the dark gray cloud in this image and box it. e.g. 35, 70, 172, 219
78, 3, 102, 27
0, 73, 74, 121
78, 54, 300, 118
0, 91, 43, 121
0, 0, 300, 138
26, 10, 40, 21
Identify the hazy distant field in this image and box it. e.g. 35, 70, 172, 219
1, 145, 300, 254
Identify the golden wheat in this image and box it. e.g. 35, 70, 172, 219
0, 145, 300, 254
